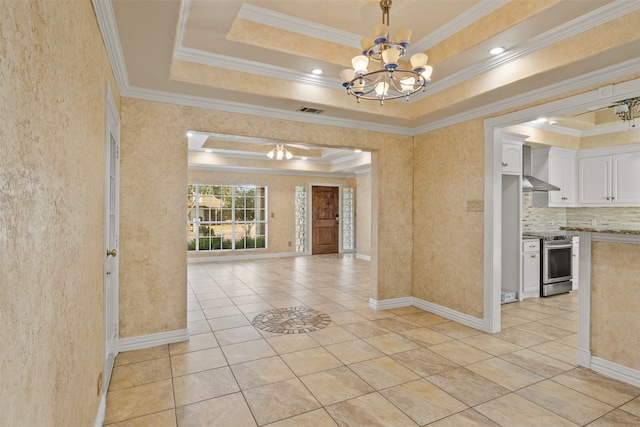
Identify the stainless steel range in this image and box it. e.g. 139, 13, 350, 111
524, 232, 573, 297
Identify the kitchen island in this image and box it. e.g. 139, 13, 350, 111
560, 226, 640, 387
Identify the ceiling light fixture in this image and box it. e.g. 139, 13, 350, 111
489, 46, 505, 55
267, 144, 293, 160
311, 68, 323, 75
340, 0, 432, 104
613, 97, 640, 123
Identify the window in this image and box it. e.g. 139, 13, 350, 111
187, 184, 267, 251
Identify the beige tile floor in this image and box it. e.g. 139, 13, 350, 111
104, 254, 640, 426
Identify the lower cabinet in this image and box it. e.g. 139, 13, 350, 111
522, 240, 540, 299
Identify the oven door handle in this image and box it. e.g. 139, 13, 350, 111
544, 243, 572, 249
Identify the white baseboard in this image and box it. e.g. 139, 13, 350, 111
368, 296, 485, 331
577, 348, 592, 368
369, 296, 413, 310
94, 394, 106, 427
590, 356, 640, 388
356, 253, 371, 261
118, 328, 189, 352
412, 297, 485, 331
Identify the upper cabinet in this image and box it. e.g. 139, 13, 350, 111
578, 144, 640, 206
531, 147, 576, 207
501, 135, 523, 175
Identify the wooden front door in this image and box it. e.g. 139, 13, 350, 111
312, 186, 339, 255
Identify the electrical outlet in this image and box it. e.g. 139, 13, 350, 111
288, 241, 292, 247
467, 200, 484, 212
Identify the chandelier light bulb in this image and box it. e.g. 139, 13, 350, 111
373, 24, 389, 43
395, 28, 412, 47
375, 81, 389, 98
360, 37, 374, 55
400, 76, 415, 93
267, 150, 274, 159
410, 53, 428, 72
351, 55, 369, 76
381, 48, 401, 70
353, 79, 365, 96
340, 69, 355, 87
421, 65, 433, 83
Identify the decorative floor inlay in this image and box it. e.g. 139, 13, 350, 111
252, 307, 331, 334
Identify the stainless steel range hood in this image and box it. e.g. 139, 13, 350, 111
522, 145, 560, 192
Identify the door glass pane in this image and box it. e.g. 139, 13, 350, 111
343, 188, 354, 250
295, 186, 306, 252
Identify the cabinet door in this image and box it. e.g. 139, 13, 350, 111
612, 151, 640, 204
578, 156, 611, 204
522, 253, 540, 294
548, 154, 575, 206
502, 142, 522, 174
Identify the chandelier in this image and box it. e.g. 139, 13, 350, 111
613, 97, 640, 123
266, 144, 293, 160
340, 0, 433, 104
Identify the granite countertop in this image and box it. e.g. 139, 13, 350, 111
560, 226, 640, 235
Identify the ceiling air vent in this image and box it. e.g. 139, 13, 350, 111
297, 106, 325, 114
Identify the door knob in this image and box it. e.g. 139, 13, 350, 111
107, 249, 117, 257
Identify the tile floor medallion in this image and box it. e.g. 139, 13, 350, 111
252, 307, 332, 334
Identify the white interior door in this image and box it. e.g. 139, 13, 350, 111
103, 85, 120, 397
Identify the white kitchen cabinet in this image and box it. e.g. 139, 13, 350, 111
613, 151, 640, 204
578, 146, 640, 206
572, 235, 579, 290
502, 141, 522, 175
522, 240, 540, 299
531, 147, 576, 207
578, 155, 611, 204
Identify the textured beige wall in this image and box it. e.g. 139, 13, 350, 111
412, 120, 485, 318
119, 99, 188, 338
188, 170, 356, 256
120, 99, 413, 311
0, 1, 119, 425
591, 241, 640, 371
356, 172, 372, 258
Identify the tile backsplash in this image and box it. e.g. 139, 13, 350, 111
521, 192, 640, 231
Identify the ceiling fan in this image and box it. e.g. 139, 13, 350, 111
573, 97, 640, 125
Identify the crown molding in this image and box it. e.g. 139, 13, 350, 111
173, 47, 340, 90
92, 0, 129, 93
408, 0, 508, 55
237, 3, 361, 48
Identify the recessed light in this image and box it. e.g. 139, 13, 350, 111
311, 68, 323, 75
301, 157, 308, 160
354, 149, 362, 153
204, 149, 213, 153
186, 131, 194, 137
549, 120, 558, 125
534, 117, 547, 123
489, 46, 505, 55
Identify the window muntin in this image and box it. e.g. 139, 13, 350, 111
187, 184, 267, 251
